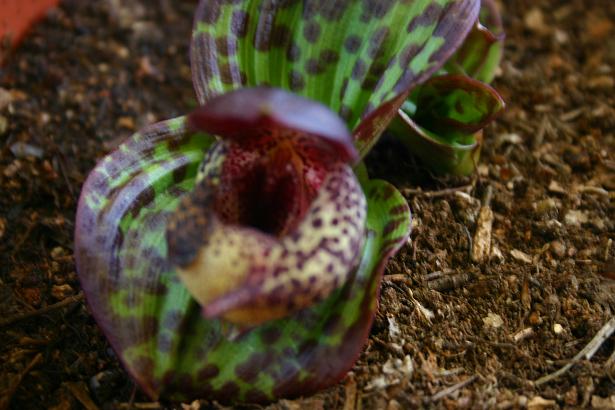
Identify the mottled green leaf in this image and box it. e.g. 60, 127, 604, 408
387, 0, 505, 176
190, 0, 480, 156
75, 117, 411, 403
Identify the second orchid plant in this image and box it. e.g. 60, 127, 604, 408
75, 0, 503, 404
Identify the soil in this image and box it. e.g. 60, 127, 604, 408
0, 1, 613, 409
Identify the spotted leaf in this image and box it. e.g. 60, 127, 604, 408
388, 0, 505, 175
191, 0, 480, 156
75, 113, 411, 402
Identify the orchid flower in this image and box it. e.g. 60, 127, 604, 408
388, 0, 505, 175
75, 0, 480, 404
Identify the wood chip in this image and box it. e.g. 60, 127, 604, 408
591, 396, 615, 409
0, 87, 14, 111
513, 327, 534, 342
548, 180, 566, 194
343, 374, 357, 410
472, 206, 493, 263
510, 249, 533, 264
483, 313, 504, 329
528, 396, 557, 410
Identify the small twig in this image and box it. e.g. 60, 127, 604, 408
401, 184, 473, 199
383, 274, 410, 283
604, 238, 612, 262
578, 185, 609, 197
55, 152, 77, 200
0, 292, 84, 328
425, 270, 447, 281
532, 116, 548, 149
408, 289, 434, 322
534, 317, 615, 386
12, 291, 37, 312
605, 347, 615, 383
372, 336, 404, 355
512, 327, 534, 343
343, 373, 358, 410
427, 272, 470, 292
430, 375, 478, 402
461, 223, 473, 260
127, 384, 138, 410
560, 108, 584, 122
0, 353, 43, 410
434, 367, 465, 377
64, 382, 100, 410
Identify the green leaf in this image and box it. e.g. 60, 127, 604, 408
190, 0, 480, 156
388, 75, 504, 176
445, 0, 504, 83
388, 111, 481, 176
75, 117, 411, 403
411, 74, 505, 135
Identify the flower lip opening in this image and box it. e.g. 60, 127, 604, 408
209, 127, 350, 238
212, 142, 311, 237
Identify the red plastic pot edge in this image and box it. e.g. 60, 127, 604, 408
0, 0, 61, 64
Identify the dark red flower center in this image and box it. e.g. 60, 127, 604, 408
188, 87, 358, 237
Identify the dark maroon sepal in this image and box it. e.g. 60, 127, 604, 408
188, 87, 358, 163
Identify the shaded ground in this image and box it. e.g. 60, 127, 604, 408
0, 0, 613, 409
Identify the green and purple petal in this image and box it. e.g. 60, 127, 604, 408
190, 0, 480, 156
187, 86, 358, 163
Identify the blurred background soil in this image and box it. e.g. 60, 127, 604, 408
0, 0, 613, 409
